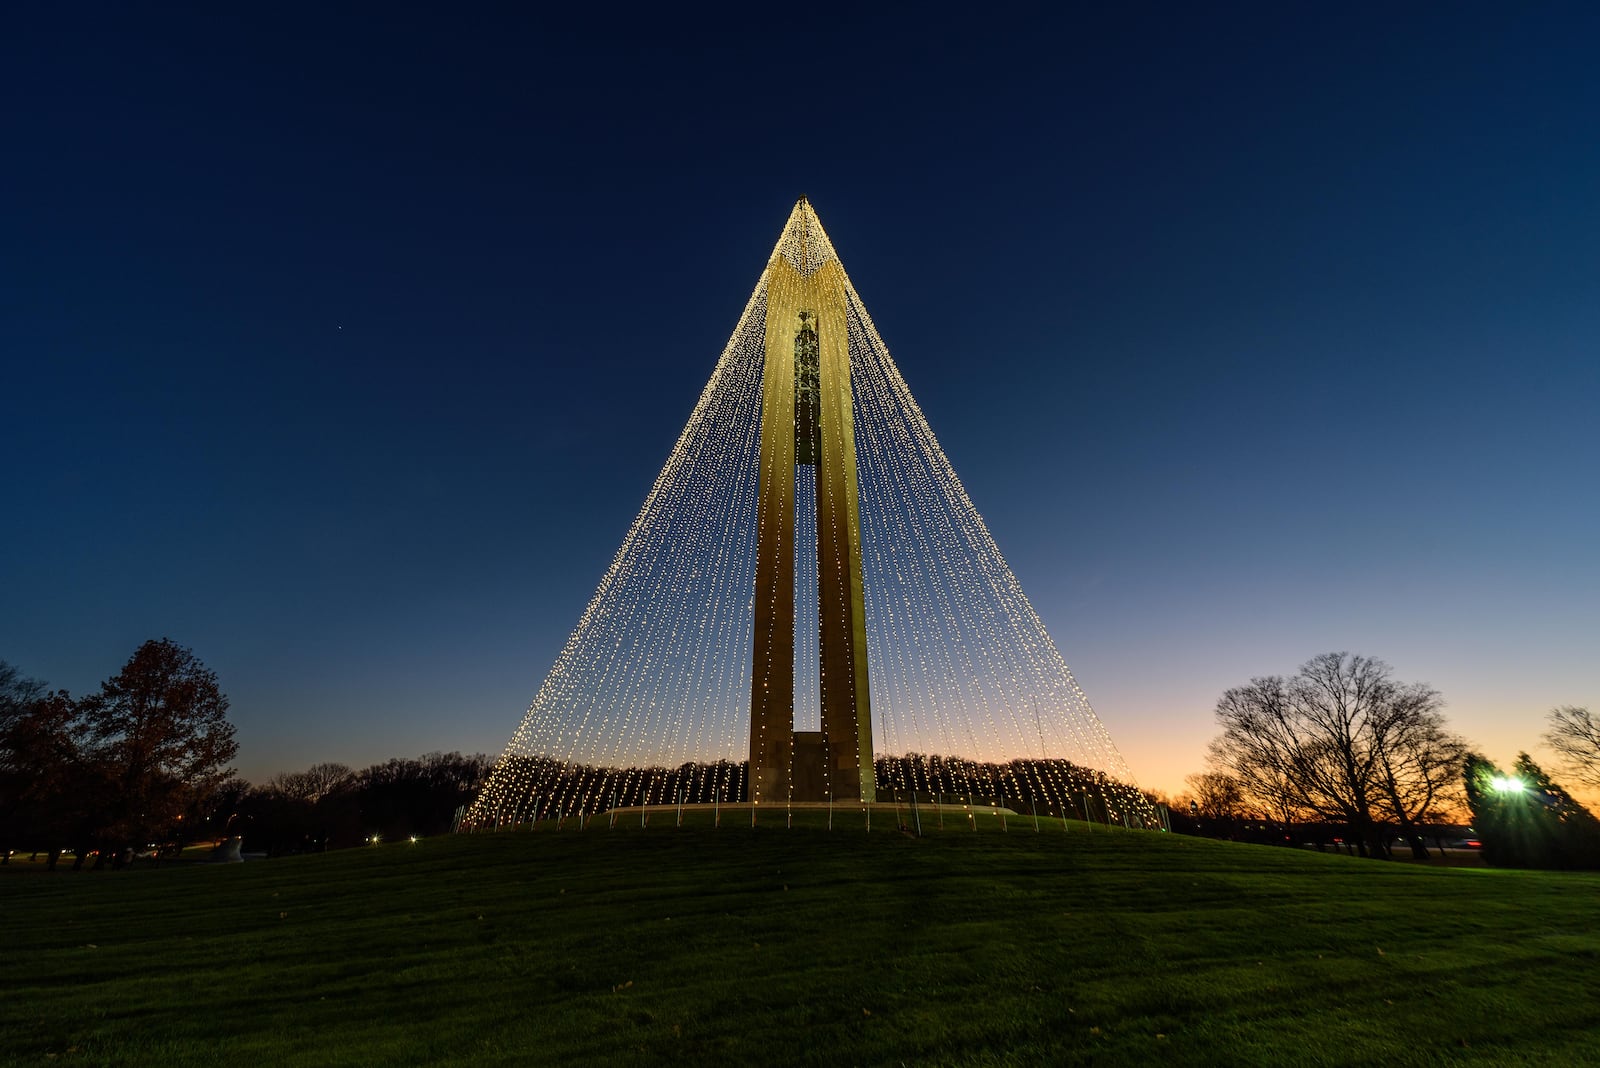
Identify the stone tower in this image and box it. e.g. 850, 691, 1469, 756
748, 198, 875, 805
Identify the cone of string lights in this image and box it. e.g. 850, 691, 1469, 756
461, 199, 1157, 831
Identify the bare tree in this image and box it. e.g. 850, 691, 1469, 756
1208, 653, 1465, 858
267, 762, 354, 803
1542, 706, 1600, 790
1206, 674, 1312, 831
1368, 686, 1467, 856
0, 661, 46, 724
1184, 771, 1245, 820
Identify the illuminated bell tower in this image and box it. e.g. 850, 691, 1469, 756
749, 197, 875, 805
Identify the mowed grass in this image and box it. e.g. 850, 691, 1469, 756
5, 813, 1599, 1066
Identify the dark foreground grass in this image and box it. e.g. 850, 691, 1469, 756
4, 816, 1599, 1066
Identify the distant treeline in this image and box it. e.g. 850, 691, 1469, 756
216, 752, 491, 857
459, 753, 1162, 830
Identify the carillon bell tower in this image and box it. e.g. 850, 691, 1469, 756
462, 195, 1152, 836
749, 197, 875, 805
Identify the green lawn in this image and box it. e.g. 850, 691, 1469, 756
5, 815, 1598, 1066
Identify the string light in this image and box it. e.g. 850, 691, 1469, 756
462, 200, 1157, 830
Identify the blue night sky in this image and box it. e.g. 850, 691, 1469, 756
4, 6, 1596, 798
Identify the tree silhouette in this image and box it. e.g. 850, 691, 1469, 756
79, 638, 238, 852
1542, 706, 1600, 791
1185, 771, 1245, 820
1208, 653, 1465, 858
1464, 752, 1600, 870
1, 665, 81, 856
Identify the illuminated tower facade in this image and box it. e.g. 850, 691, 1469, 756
749, 198, 875, 805
460, 196, 1155, 835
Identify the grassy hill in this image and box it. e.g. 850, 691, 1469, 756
5, 817, 1598, 1066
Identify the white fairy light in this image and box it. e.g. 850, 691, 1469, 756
463, 201, 1153, 830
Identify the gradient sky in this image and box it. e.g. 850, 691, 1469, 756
4, 6, 1596, 801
